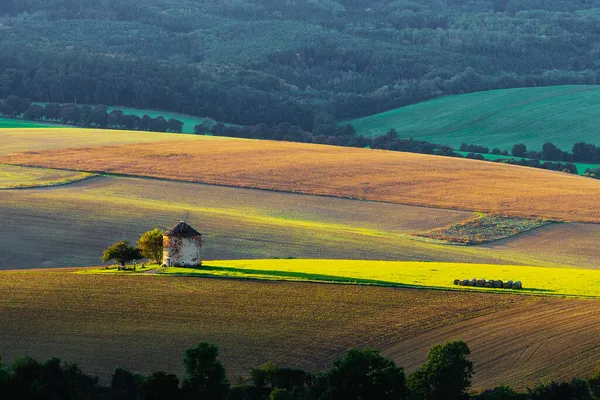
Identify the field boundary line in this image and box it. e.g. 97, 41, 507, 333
0, 164, 99, 191
0, 160, 536, 218
75, 268, 600, 301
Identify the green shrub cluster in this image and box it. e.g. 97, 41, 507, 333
415, 216, 552, 245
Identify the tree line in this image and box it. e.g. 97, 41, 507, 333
198, 123, 582, 175
0, 96, 185, 133
462, 141, 600, 164
2, 340, 600, 399
2, 92, 589, 176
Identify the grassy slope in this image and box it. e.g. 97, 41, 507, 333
86, 259, 600, 298
5, 132, 600, 222
0, 164, 94, 189
5, 268, 598, 391
348, 85, 600, 150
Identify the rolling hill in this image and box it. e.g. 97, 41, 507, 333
3, 268, 599, 391
5, 129, 600, 222
348, 85, 600, 151
2, 125, 600, 392
85, 259, 600, 298
0, 127, 199, 154
0, 175, 482, 269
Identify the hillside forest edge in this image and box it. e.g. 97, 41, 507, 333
1, 0, 600, 131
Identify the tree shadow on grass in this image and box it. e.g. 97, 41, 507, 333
164, 265, 557, 295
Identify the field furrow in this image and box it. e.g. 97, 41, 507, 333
383, 299, 600, 389
2, 268, 590, 390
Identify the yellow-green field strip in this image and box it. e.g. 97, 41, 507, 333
0, 164, 97, 189
79, 259, 600, 299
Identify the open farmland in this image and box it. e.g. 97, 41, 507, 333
0, 127, 200, 154
88, 259, 600, 298
481, 223, 600, 269
0, 164, 94, 189
1, 175, 506, 269
3, 268, 600, 390
32, 104, 223, 134
2, 174, 598, 270
6, 133, 600, 222
383, 298, 600, 391
347, 85, 600, 150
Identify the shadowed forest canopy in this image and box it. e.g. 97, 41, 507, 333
1, 0, 600, 129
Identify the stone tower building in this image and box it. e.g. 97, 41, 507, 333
162, 221, 203, 267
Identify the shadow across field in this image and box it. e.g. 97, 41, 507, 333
164, 265, 556, 296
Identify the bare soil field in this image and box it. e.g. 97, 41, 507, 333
4, 136, 600, 222
4, 268, 592, 390
1, 175, 500, 270
384, 299, 600, 390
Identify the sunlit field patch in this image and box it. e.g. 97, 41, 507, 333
1, 268, 551, 389
0, 164, 95, 189
5, 135, 600, 222
3, 176, 503, 270
80, 259, 600, 298
0, 127, 204, 154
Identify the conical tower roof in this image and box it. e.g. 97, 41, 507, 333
164, 221, 201, 237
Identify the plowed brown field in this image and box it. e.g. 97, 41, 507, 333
4, 135, 600, 222
481, 223, 600, 269
384, 299, 600, 390
2, 269, 598, 390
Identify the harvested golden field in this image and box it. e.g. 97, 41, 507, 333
0, 164, 94, 189
2, 175, 501, 270
0, 127, 202, 154
4, 268, 597, 390
5, 136, 600, 222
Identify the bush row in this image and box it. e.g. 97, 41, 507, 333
454, 279, 523, 289
0, 96, 185, 133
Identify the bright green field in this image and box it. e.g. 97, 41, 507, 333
348, 85, 600, 150
0, 117, 51, 128
81, 259, 600, 299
